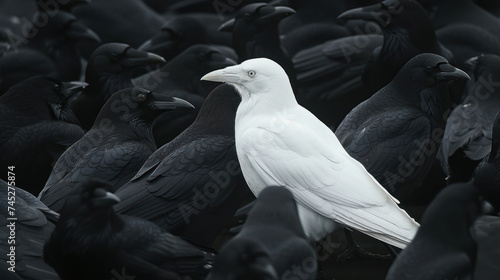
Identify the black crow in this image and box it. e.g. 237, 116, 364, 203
418, 0, 500, 38
436, 24, 500, 70
294, 0, 452, 127
138, 16, 235, 63
0, 11, 100, 94
0, 179, 60, 280
70, 43, 166, 129
206, 187, 316, 280
219, 3, 297, 84
114, 84, 252, 247
44, 179, 215, 280
386, 104, 500, 280
39, 87, 193, 212
336, 53, 470, 201
69, 0, 164, 47
385, 182, 482, 280
134, 44, 236, 145
0, 76, 86, 194
439, 55, 500, 182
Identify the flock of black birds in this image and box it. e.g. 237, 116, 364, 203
1, 0, 500, 279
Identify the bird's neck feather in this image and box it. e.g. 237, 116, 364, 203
235, 83, 297, 124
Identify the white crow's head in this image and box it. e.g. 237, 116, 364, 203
201, 58, 292, 100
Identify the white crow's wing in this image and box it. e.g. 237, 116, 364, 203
238, 109, 419, 248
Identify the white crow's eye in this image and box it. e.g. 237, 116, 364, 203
248, 70, 256, 77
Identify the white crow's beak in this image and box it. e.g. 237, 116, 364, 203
201, 65, 241, 84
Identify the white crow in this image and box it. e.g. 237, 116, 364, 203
201, 58, 419, 248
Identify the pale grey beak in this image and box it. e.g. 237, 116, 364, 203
201, 65, 241, 83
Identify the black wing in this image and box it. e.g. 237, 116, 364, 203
118, 215, 214, 278
0, 181, 60, 280
40, 140, 153, 211
341, 108, 432, 193
115, 135, 239, 231
293, 34, 383, 100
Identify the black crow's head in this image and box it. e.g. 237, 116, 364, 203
0, 76, 86, 125
138, 17, 206, 61
95, 87, 194, 130
86, 43, 165, 82
207, 236, 278, 280
62, 179, 120, 215
219, 3, 295, 33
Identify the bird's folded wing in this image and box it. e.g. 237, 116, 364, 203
293, 34, 382, 99
115, 136, 239, 230
40, 141, 151, 209
118, 216, 209, 275
238, 119, 418, 246
343, 109, 432, 190
439, 104, 493, 171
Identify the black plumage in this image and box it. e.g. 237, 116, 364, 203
439, 54, 500, 182
294, 0, 452, 127
44, 179, 215, 280
0, 76, 86, 194
386, 110, 500, 280
134, 44, 236, 145
39, 87, 193, 212
206, 187, 316, 280
70, 43, 166, 130
436, 24, 500, 70
219, 3, 297, 85
0, 10, 100, 93
68, 0, 164, 47
419, 0, 500, 38
336, 53, 470, 201
114, 84, 252, 247
138, 16, 234, 63
471, 215, 500, 280
0, 179, 60, 280
385, 182, 481, 280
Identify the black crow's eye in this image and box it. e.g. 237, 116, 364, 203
248, 70, 256, 77
110, 52, 120, 60
82, 191, 90, 199
53, 83, 60, 92
137, 93, 146, 101
425, 66, 434, 74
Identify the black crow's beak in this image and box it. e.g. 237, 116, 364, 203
256, 6, 295, 27
218, 18, 235, 32
436, 63, 470, 81
249, 259, 279, 280
62, 81, 89, 98
150, 93, 194, 110
67, 21, 101, 43
92, 189, 121, 207
338, 3, 383, 20
138, 31, 176, 58
208, 51, 237, 69
338, 0, 400, 26
121, 48, 166, 68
